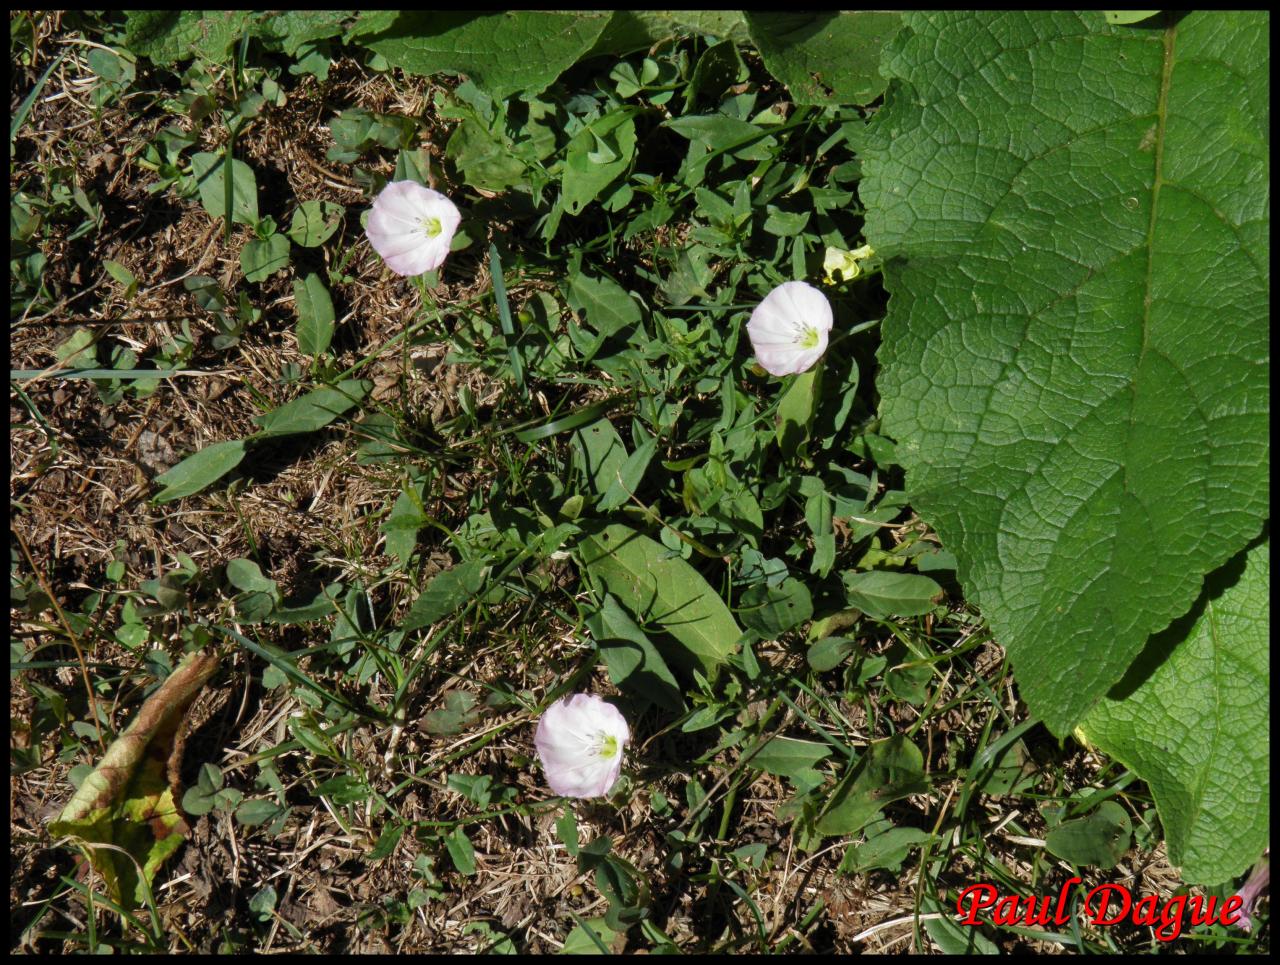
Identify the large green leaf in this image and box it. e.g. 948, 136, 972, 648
586, 11, 748, 58
863, 12, 1269, 735
744, 12, 902, 106
1078, 537, 1269, 884
577, 523, 740, 676
123, 11, 256, 66
258, 11, 352, 55
359, 12, 611, 99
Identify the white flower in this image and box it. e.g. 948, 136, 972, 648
364, 180, 461, 276
534, 693, 629, 798
746, 280, 834, 376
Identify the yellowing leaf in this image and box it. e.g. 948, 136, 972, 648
49, 651, 220, 908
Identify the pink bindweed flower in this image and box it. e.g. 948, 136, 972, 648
364, 180, 461, 276
746, 280, 834, 376
1231, 854, 1270, 932
534, 693, 629, 798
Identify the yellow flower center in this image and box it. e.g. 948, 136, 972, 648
796, 324, 820, 349
421, 216, 442, 238
598, 734, 619, 759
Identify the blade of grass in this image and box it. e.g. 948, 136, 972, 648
11, 367, 221, 380
11, 50, 67, 144
566, 910, 615, 954
489, 243, 524, 392
512, 399, 614, 443
223, 123, 241, 243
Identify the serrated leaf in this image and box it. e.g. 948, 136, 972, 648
360, 11, 611, 100
862, 11, 1269, 735
123, 11, 255, 66
744, 12, 902, 106
293, 272, 335, 356
1078, 537, 1269, 883
577, 523, 741, 676
253, 379, 368, 437
586, 11, 748, 59
153, 439, 247, 503
190, 151, 258, 226
259, 11, 352, 55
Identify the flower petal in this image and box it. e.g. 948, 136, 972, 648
365, 180, 461, 276
747, 281, 834, 376
534, 694, 629, 799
